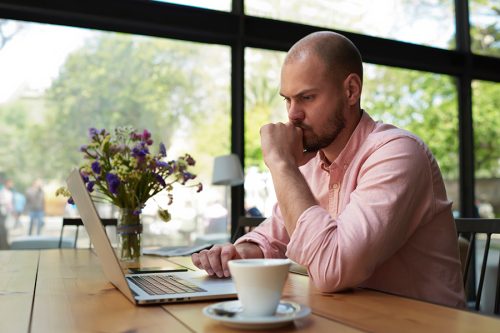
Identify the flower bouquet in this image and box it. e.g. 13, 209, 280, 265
57, 127, 202, 261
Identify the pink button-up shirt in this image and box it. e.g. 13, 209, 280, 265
236, 111, 465, 308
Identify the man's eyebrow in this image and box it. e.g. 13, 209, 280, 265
279, 89, 318, 98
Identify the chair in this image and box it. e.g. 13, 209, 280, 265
455, 218, 500, 314
231, 216, 265, 243
59, 217, 117, 248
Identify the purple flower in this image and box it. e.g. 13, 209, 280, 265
156, 160, 169, 168
91, 161, 101, 174
182, 172, 196, 184
138, 129, 153, 145
80, 145, 96, 158
68, 197, 74, 205
154, 173, 166, 187
159, 143, 167, 157
132, 147, 146, 157
131, 132, 141, 141
142, 129, 151, 140
80, 172, 89, 183
132, 143, 149, 158
185, 154, 195, 166
88, 128, 99, 139
133, 209, 142, 215
86, 181, 95, 193
106, 173, 120, 195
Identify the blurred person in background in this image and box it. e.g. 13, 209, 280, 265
12, 182, 26, 228
0, 173, 12, 248
25, 179, 46, 236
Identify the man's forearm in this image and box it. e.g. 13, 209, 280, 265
268, 160, 317, 235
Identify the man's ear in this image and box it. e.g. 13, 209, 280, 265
344, 73, 362, 106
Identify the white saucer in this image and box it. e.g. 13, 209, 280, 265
203, 300, 311, 330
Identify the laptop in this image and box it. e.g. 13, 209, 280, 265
66, 168, 237, 305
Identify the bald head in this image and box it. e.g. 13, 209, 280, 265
285, 31, 363, 83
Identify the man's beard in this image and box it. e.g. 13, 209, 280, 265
295, 107, 346, 152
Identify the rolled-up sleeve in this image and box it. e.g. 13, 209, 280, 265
234, 203, 290, 258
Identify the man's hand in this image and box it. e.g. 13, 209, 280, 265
260, 122, 315, 168
259, 122, 318, 236
191, 242, 263, 277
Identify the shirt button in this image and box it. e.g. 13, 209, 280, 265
332, 183, 339, 189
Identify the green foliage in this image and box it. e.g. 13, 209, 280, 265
473, 80, 500, 177
1, 30, 231, 192
43, 34, 200, 178
470, 0, 500, 57
244, 49, 286, 170
362, 65, 459, 179
0, 98, 43, 190
469, 1, 500, 178
36, 33, 228, 182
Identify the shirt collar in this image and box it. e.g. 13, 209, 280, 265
319, 110, 376, 171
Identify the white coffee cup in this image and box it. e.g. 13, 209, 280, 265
228, 258, 291, 317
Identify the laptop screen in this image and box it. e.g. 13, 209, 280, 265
66, 168, 136, 303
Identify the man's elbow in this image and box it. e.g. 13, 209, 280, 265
309, 273, 352, 293
307, 265, 366, 293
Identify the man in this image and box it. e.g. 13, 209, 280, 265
0, 173, 11, 249
25, 179, 45, 236
192, 31, 465, 308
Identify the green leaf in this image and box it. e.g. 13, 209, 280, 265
158, 208, 171, 223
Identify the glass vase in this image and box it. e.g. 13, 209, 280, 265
117, 208, 143, 262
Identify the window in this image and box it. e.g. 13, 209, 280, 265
246, 0, 455, 49
469, 0, 500, 58
0, 19, 231, 246
153, 0, 231, 11
244, 48, 286, 217
363, 64, 459, 212
473, 80, 500, 218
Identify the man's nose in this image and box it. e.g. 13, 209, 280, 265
288, 102, 305, 123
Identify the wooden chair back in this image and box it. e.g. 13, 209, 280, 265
231, 216, 265, 243
455, 218, 500, 314
59, 217, 118, 248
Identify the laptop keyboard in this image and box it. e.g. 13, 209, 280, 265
129, 275, 206, 295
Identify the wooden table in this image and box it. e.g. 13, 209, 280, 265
1, 249, 500, 332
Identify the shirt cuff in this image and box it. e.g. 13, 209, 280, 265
234, 232, 284, 259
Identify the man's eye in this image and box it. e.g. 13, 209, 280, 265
302, 95, 313, 101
